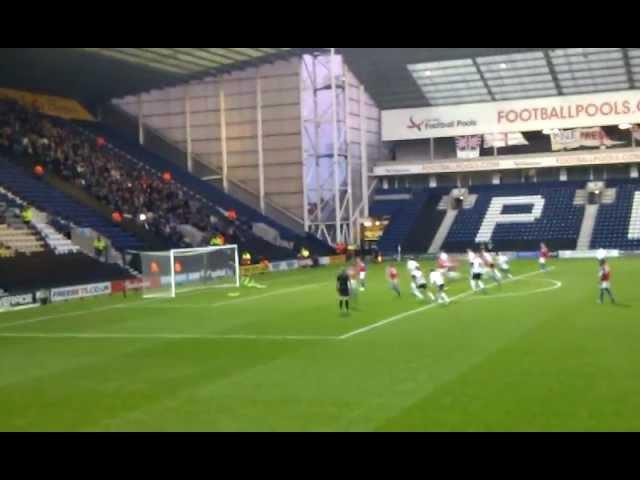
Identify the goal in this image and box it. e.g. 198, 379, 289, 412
136, 246, 240, 299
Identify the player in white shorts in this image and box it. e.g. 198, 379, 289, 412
438, 251, 449, 270
598, 259, 615, 304
539, 243, 550, 271
406, 258, 419, 275
429, 269, 450, 305
346, 265, 359, 301
496, 252, 513, 279
438, 250, 460, 281
470, 257, 487, 292
410, 266, 434, 302
355, 257, 367, 291
480, 247, 502, 285
466, 249, 477, 285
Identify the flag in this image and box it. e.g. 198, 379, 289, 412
551, 127, 626, 151
455, 135, 481, 159
483, 132, 529, 149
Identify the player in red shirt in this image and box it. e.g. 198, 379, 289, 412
598, 259, 616, 304
387, 263, 401, 297
539, 243, 550, 272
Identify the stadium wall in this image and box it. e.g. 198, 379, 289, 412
113, 59, 306, 220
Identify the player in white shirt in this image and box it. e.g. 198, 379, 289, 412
355, 257, 367, 292
346, 265, 359, 301
429, 269, 450, 305
496, 252, 513, 279
406, 258, 420, 275
466, 249, 477, 288
410, 266, 434, 301
480, 247, 502, 285
438, 250, 461, 281
470, 257, 487, 292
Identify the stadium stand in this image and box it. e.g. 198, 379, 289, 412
0, 224, 45, 254
0, 187, 80, 254
1, 98, 330, 261
31, 221, 80, 254
0, 189, 46, 254
0, 159, 143, 252
442, 182, 586, 252
403, 192, 449, 254
72, 120, 332, 258
591, 180, 640, 250
370, 189, 429, 253
0, 180, 134, 293
371, 182, 591, 254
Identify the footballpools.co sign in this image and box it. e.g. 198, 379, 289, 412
382, 90, 640, 141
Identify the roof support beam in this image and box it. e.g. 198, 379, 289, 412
82, 48, 189, 75
131, 48, 210, 71
622, 48, 635, 88
193, 48, 243, 64
173, 48, 227, 66
543, 50, 564, 95
107, 48, 201, 74
140, 48, 219, 70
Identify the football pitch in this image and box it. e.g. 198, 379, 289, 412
0, 257, 638, 431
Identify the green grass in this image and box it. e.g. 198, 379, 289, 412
0, 258, 638, 431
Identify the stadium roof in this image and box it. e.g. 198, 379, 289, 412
80, 48, 317, 76
339, 48, 640, 110
2, 48, 638, 112
0, 48, 325, 108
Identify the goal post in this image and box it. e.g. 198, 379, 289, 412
133, 245, 240, 299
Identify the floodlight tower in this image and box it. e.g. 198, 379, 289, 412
301, 48, 372, 247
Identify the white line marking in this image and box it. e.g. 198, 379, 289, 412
339, 268, 555, 340
0, 282, 326, 330
462, 279, 562, 302
0, 304, 40, 314
0, 303, 138, 330
129, 283, 327, 308
0, 269, 557, 343
0, 332, 337, 341
0, 268, 327, 329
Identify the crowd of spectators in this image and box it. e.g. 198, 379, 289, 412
0, 99, 239, 249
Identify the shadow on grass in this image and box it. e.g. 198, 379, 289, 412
611, 303, 632, 309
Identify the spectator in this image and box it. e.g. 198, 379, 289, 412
0, 99, 261, 252
21, 204, 33, 225
93, 235, 107, 262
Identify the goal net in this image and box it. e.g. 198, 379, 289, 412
136, 246, 239, 299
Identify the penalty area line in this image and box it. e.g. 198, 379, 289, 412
0, 332, 339, 341
0, 282, 327, 330
128, 282, 327, 309
460, 279, 563, 302
338, 268, 555, 340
